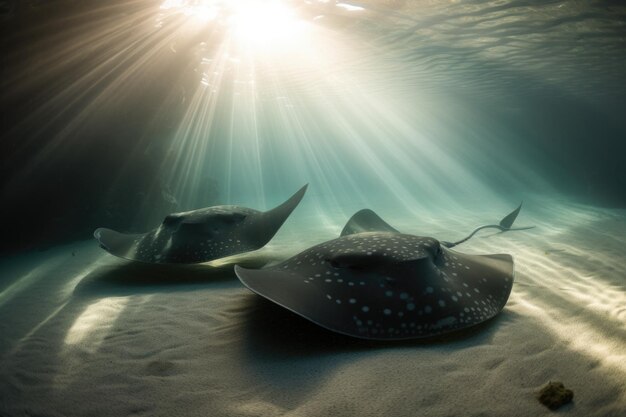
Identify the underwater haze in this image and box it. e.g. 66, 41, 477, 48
1, 0, 625, 253
2, 2, 626, 417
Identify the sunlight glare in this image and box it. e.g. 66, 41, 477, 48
336, 3, 365, 12
229, 1, 309, 47
160, 0, 219, 22
159, 0, 310, 49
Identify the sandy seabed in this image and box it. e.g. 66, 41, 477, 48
0, 198, 625, 417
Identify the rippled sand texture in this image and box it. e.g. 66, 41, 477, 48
0, 198, 624, 417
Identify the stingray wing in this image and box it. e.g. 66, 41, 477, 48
340, 209, 401, 237
94, 228, 148, 262
499, 202, 523, 230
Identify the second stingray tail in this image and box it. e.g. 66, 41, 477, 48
443, 202, 534, 248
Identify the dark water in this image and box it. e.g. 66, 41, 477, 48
1, 0, 625, 253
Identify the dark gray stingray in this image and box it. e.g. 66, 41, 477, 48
94, 185, 307, 264
235, 204, 531, 340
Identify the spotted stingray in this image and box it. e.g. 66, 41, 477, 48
94, 185, 307, 264
235, 204, 532, 340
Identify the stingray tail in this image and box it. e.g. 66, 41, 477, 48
443, 202, 534, 248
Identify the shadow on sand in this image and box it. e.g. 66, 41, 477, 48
233, 295, 521, 404
72, 253, 282, 297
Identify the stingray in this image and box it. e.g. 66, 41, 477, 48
235, 204, 532, 340
94, 185, 307, 264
